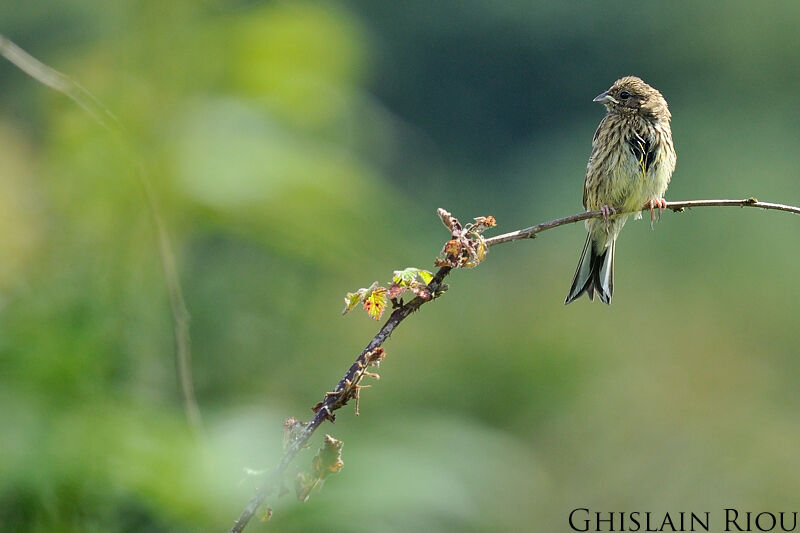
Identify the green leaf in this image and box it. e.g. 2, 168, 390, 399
393, 267, 434, 287
363, 286, 387, 320
344, 269, 431, 318
392, 267, 419, 286
476, 239, 487, 263
417, 269, 434, 285
342, 281, 380, 316
342, 291, 361, 315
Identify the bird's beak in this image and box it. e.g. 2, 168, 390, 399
593, 91, 617, 104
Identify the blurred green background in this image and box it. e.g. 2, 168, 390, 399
2, 1, 800, 531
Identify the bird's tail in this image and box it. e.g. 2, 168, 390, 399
564, 234, 615, 305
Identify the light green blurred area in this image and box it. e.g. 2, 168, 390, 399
1, 1, 800, 531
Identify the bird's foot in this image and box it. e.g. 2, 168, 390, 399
600, 205, 617, 233
645, 198, 667, 228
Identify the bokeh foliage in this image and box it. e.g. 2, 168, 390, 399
1, 1, 800, 531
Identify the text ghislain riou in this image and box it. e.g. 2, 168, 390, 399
569, 508, 800, 532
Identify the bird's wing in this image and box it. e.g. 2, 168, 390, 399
583, 117, 613, 209
627, 129, 656, 176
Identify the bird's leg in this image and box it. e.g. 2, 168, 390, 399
600, 205, 617, 233
645, 198, 668, 228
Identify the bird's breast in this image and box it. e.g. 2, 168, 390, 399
595, 121, 673, 211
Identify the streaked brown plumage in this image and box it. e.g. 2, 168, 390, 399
565, 76, 676, 305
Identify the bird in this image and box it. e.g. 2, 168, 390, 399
564, 76, 676, 305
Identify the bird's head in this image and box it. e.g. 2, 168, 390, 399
593, 76, 670, 121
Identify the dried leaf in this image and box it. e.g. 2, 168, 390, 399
283, 417, 305, 449
295, 435, 344, 502
387, 284, 406, 300
435, 210, 496, 270
472, 215, 497, 230
443, 239, 461, 256
314, 434, 344, 477
365, 347, 386, 367
437, 208, 461, 234
409, 282, 432, 301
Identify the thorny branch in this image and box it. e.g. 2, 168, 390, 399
229, 266, 450, 533
229, 197, 800, 532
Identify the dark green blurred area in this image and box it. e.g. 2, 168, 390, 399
2, 1, 800, 531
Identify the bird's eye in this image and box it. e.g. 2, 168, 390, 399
619, 91, 631, 100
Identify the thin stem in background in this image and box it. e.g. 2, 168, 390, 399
0, 33, 203, 434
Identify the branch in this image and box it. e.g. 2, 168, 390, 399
484, 198, 800, 246
229, 267, 449, 532
229, 197, 800, 532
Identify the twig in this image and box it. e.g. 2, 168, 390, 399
0, 33, 203, 434
229, 197, 800, 532
485, 198, 800, 246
